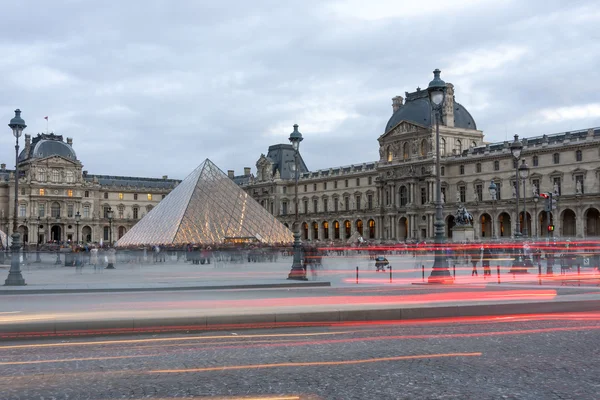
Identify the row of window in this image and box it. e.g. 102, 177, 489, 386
292, 177, 374, 194
18, 203, 154, 220
280, 194, 375, 215
454, 151, 583, 176
299, 219, 376, 241
33, 188, 160, 201
36, 169, 76, 183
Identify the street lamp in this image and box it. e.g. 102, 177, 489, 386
488, 180, 497, 239
510, 134, 523, 238
107, 207, 114, 245
5, 109, 27, 286
518, 159, 530, 237
287, 124, 307, 280
35, 216, 42, 263
427, 69, 453, 284
75, 211, 81, 244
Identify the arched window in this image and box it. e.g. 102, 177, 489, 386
51, 202, 61, 218
455, 139, 462, 154
322, 221, 329, 240
368, 219, 375, 239
302, 222, 309, 240
52, 169, 60, 182
344, 220, 351, 239
440, 138, 446, 156
313, 222, 319, 240
356, 220, 363, 236
387, 146, 393, 162
399, 186, 408, 206
471, 141, 477, 148
403, 142, 410, 160
420, 139, 428, 156
333, 221, 340, 239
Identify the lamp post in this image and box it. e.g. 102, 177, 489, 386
287, 124, 307, 280
427, 69, 452, 283
519, 160, 530, 237
75, 211, 81, 244
489, 180, 497, 239
533, 194, 539, 238
35, 216, 42, 263
510, 135, 523, 238
5, 109, 27, 286
107, 207, 114, 245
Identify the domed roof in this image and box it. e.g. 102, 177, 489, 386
18, 133, 77, 162
384, 90, 477, 133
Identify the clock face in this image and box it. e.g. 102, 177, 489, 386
54, 189, 59, 194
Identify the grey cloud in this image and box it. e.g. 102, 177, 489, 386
0, 0, 599, 179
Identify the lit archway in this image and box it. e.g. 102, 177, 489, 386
118, 226, 126, 239
312, 222, 319, 240
302, 222, 309, 240
82, 226, 92, 243
356, 219, 363, 236
480, 213, 492, 238
333, 221, 340, 240
344, 220, 351, 239
368, 219, 375, 239
498, 212, 511, 237
322, 221, 329, 240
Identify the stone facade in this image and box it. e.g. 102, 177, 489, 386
0, 134, 178, 245
236, 76, 600, 242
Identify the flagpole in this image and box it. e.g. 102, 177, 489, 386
45, 116, 49, 134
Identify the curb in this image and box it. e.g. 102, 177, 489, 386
0, 281, 331, 295
2, 298, 599, 339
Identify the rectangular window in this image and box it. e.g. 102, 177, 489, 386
38, 203, 45, 217
84, 190, 89, 198
134, 193, 138, 200
133, 207, 138, 219
303, 200, 308, 214
459, 186, 466, 203
494, 161, 499, 171
324, 182, 327, 190
356, 196, 361, 210
476, 184, 483, 201
460, 165, 465, 175
283, 186, 287, 194
345, 179, 348, 188
313, 183, 316, 191
147, 193, 152, 201
553, 153, 560, 164
323, 198, 328, 213
345, 197, 350, 211
303, 185, 307, 192
496, 184, 502, 200
39, 188, 45, 196
367, 194, 373, 210
356, 178, 360, 186
575, 175, 584, 194
83, 205, 90, 218
118, 205, 124, 219
441, 166, 445, 176
103, 206, 110, 219
313, 199, 318, 213
334, 199, 339, 212
119, 193, 124, 200
104, 192, 108, 199
334, 181, 338, 189
553, 177, 561, 195
368, 177, 372, 185
67, 189, 73, 197
476, 163, 482, 173
282, 202, 288, 215
67, 204, 74, 218
421, 187, 427, 204
19, 204, 26, 217
533, 156, 539, 167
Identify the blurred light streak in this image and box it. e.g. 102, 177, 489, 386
0, 331, 358, 350
149, 352, 482, 373
0, 354, 156, 366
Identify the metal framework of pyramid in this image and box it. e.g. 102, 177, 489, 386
116, 159, 293, 246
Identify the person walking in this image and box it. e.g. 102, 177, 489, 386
90, 246, 99, 273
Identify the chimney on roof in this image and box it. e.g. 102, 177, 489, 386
0, 163, 5, 170
227, 170, 235, 178
24, 134, 31, 157
392, 96, 403, 113
244, 167, 251, 175
162, 175, 168, 180
83, 170, 88, 177
66, 137, 73, 145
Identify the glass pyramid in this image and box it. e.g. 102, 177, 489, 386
116, 159, 293, 246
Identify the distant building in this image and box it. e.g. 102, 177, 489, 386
0, 133, 179, 244
235, 73, 600, 241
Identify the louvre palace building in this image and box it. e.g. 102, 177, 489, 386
235, 72, 600, 242
2, 70, 599, 246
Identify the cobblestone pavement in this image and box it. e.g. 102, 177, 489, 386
1, 312, 598, 399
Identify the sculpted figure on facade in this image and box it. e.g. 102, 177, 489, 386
379, 146, 385, 160
532, 184, 538, 197
455, 191, 461, 204
576, 180, 582, 194
512, 185, 517, 198
553, 182, 559, 196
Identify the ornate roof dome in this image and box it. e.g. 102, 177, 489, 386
384, 87, 477, 134
18, 133, 77, 162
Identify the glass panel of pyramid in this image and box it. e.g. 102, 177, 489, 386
117, 159, 293, 246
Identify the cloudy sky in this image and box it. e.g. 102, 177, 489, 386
1, 0, 599, 180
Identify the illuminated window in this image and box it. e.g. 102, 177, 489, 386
39, 188, 45, 196
67, 189, 73, 197
147, 193, 152, 201
119, 193, 124, 200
